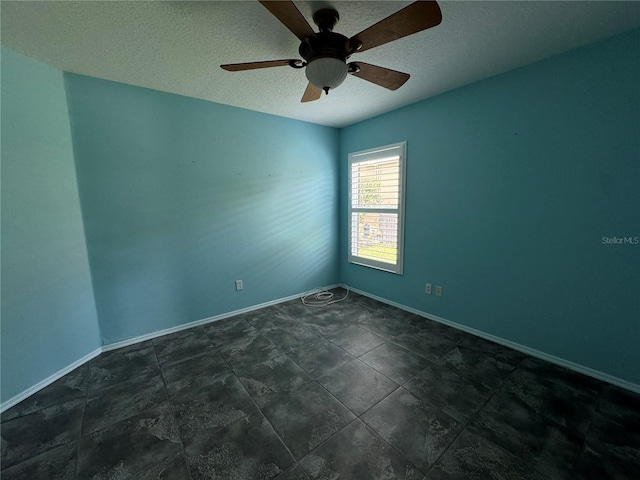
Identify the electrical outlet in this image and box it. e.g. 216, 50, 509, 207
235, 280, 243, 291
425, 283, 432, 295
435, 285, 442, 297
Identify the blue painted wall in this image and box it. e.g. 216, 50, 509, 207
1, 47, 102, 403
340, 29, 640, 384
3, 28, 638, 405
64, 74, 340, 344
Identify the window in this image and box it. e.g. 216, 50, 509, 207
348, 142, 406, 274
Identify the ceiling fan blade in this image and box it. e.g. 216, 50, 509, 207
349, 62, 410, 90
221, 59, 302, 72
301, 82, 322, 103
259, 1, 315, 41
349, 1, 442, 53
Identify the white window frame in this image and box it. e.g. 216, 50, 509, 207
348, 141, 406, 275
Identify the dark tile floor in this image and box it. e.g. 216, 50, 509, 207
2, 289, 639, 479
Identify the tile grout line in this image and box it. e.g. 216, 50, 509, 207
273, 304, 457, 477
423, 356, 538, 478
422, 376, 505, 477
75, 364, 92, 479
217, 325, 305, 476
297, 325, 460, 477
152, 337, 194, 480
260, 337, 337, 478
298, 353, 430, 476
236, 310, 388, 474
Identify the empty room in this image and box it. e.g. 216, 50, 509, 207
1, 1, 639, 479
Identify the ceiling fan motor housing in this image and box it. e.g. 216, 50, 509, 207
300, 9, 352, 92
298, 31, 350, 63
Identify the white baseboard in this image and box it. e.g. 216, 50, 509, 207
1, 284, 340, 413
344, 284, 640, 395
0, 347, 102, 413
102, 284, 341, 351
8, 281, 633, 415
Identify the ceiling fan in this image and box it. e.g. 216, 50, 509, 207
221, 1, 442, 102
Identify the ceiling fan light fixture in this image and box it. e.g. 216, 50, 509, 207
305, 57, 348, 94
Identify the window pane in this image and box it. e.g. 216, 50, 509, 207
348, 141, 405, 275
351, 212, 398, 265
351, 158, 399, 209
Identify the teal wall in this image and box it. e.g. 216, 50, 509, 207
1, 47, 102, 403
64, 74, 340, 344
2, 27, 639, 405
340, 29, 640, 384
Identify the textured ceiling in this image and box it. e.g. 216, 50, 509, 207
2, 1, 640, 127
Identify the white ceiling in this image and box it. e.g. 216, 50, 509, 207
2, 1, 640, 128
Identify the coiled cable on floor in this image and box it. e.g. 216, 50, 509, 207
301, 287, 349, 307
